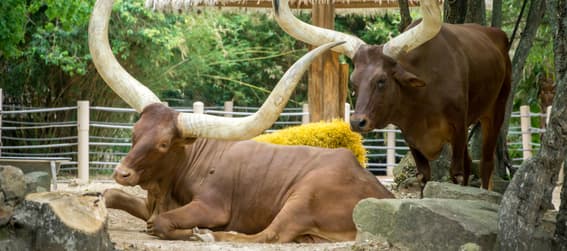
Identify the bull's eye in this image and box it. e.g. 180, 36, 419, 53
158, 143, 169, 150
377, 79, 386, 88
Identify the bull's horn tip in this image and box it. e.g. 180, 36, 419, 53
332, 41, 347, 47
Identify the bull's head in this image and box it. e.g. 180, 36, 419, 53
89, 0, 341, 186
272, 0, 442, 132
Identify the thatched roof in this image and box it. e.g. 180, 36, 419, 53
144, 0, 436, 14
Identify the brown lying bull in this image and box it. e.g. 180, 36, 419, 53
272, 0, 511, 190
88, 0, 393, 242
104, 103, 393, 242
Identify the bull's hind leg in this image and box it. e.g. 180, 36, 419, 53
103, 188, 151, 221
204, 198, 318, 243
479, 106, 508, 189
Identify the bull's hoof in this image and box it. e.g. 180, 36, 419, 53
82, 192, 103, 206
82, 192, 102, 197
453, 175, 465, 185
191, 227, 215, 242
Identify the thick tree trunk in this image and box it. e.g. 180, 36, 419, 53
497, 0, 566, 250
444, 0, 468, 24
501, 0, 546, 136
553, 0, 567, 246
6, 192, 112, 250
491, 0, 503, 27
465, 0, 486, 25
397, 0, 412, 32
497, 0, 547, 178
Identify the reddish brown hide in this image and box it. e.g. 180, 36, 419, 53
104, 103, 394, 243
348, 22, 511, 190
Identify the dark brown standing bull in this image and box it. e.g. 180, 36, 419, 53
272, 0, 511, 190
89, 0, 393, 243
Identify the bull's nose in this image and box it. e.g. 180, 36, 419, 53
114, 166, 131, 179
350, 116, 369, 132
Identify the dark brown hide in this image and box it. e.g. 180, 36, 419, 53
105, 103, 393, 243
350, 22, 511, 189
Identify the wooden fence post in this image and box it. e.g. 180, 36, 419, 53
546, 106, 552, 125
386, 124, 396, 177
224, 101, 233, 117
77, 101, 90, 184
193, 101, 204, 114
344, 103, 350, 124
302, 104, 309, 124
520, 105, 532, 160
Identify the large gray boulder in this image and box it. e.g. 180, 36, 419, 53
0, 165, 26, 202
24, 171, 50, 194
354, 198, 557, 251
423, 181, 502, 204
353, 198, 498, 251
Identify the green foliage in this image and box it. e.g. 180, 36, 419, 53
253, 120, 367, 166
0, 0, 27, 58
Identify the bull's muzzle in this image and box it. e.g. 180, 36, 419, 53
112, 164, 138, 186
350, 114, 371, 132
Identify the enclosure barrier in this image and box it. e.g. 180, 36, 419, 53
0, 90, 551, 183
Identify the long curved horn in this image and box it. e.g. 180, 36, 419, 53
272, 0, 365, 59
89, 0, 342, 140
382, 0, 442, 59
176, 41, 344, 140
89, 0, 161, 112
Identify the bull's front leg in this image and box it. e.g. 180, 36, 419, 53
409, 147, 431, 197
103, 188, 151, 221
450, 124, 470, 186
148, 200, 229, 240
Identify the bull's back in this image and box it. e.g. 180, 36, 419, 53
217, 140, 390, 233
443, 23, 511, 121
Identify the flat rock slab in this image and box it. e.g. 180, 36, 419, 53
423, 181, 503, 204
353, 198, 499, 251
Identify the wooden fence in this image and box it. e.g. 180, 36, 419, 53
0, 95, 552, 183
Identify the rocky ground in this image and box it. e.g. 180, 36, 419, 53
56, 176, 562, 251
57, 177, 411, 251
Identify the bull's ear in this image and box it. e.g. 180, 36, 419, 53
393, 67, 426, 88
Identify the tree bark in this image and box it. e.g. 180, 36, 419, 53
444, 0, 468, 24
553, 0, 567, 246
491, 0, 503, 27
397, 0, 412, 32
497, 0, 567, 250
465, 0, 486, 25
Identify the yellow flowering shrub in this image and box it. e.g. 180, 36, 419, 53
253, 120, 367, 167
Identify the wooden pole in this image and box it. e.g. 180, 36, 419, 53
386, 124, 396, 177
344, 103, 350, 123
309, 2, 341, 122
337, 63, 350, 118
302, 104, 309, 124
193, 101, 204, 114
224, 101, 233, 117
77, 101, 90, 184
520, 105, 532, 160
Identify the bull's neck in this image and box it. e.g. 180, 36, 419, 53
386, 87, 427, 135
173, 138, 234, 188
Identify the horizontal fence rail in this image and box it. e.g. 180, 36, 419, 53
0, 97, 551, 183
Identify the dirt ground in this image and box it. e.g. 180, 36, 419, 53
57, 178, 406, 251
57, 177, 562, 251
